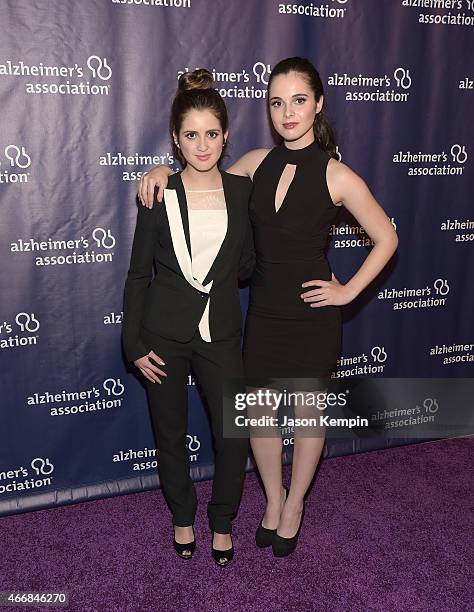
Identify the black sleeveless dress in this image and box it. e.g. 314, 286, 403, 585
243, 140, 342, 379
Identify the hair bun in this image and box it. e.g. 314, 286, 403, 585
178, 69, 214, 92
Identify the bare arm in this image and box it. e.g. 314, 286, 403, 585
226, 148, 271, 179
301, 159, 399, 306
138, 147, 271, 208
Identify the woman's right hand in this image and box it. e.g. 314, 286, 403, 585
138, 166, 172, 209
134, 351, 167, 384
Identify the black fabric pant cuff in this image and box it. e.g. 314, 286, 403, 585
209, 520, 232, 534
172, 517, 195, 528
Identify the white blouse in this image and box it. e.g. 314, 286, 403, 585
186, 188, 227, 342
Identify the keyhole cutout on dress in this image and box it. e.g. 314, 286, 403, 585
274, 163, 297, 212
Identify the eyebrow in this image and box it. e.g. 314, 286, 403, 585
269, 93, 309, 101
182, 128, 222, 133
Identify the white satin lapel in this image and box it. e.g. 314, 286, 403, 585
164, 188, 213, 295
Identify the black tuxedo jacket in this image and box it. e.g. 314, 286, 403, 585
122, 170, 255, 362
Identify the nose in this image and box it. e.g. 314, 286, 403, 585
197, 136, 208, 151
284, 104, 295, 118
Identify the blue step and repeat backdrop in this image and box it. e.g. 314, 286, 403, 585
0, 0, 473, 516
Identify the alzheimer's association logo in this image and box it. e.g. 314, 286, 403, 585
86, 56, 112, 80
0, 55, 113, 96
0, 312, 40, 349
0, 144, 32, 184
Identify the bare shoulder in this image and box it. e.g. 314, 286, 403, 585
244, 147, 271, 167
226, 148, 271, 179
326, 158, 367, 206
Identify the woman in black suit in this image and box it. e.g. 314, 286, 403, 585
122, 69, 254, 566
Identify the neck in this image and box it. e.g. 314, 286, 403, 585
284, 127, 315, 150
181, 164, 222, 190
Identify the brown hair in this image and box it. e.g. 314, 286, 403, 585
268, 57, 337, 159
170, 69, 228, 165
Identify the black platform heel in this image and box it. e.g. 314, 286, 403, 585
173, 526, 196, 560
255, 486, 289, 548
211, 533, 234, 566
272, 503, 305, 557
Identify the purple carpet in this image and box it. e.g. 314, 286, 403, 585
1, 437, 472, 612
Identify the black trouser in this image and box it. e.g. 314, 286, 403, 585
140, 327, 248, 534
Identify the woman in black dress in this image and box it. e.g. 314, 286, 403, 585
139, 58, 398, 557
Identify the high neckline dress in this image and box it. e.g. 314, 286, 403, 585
243, 140, 342, 380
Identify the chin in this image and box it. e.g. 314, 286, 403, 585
194, 160, 218, 172
280, 125, 313, 143
279, 131, 304, 142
